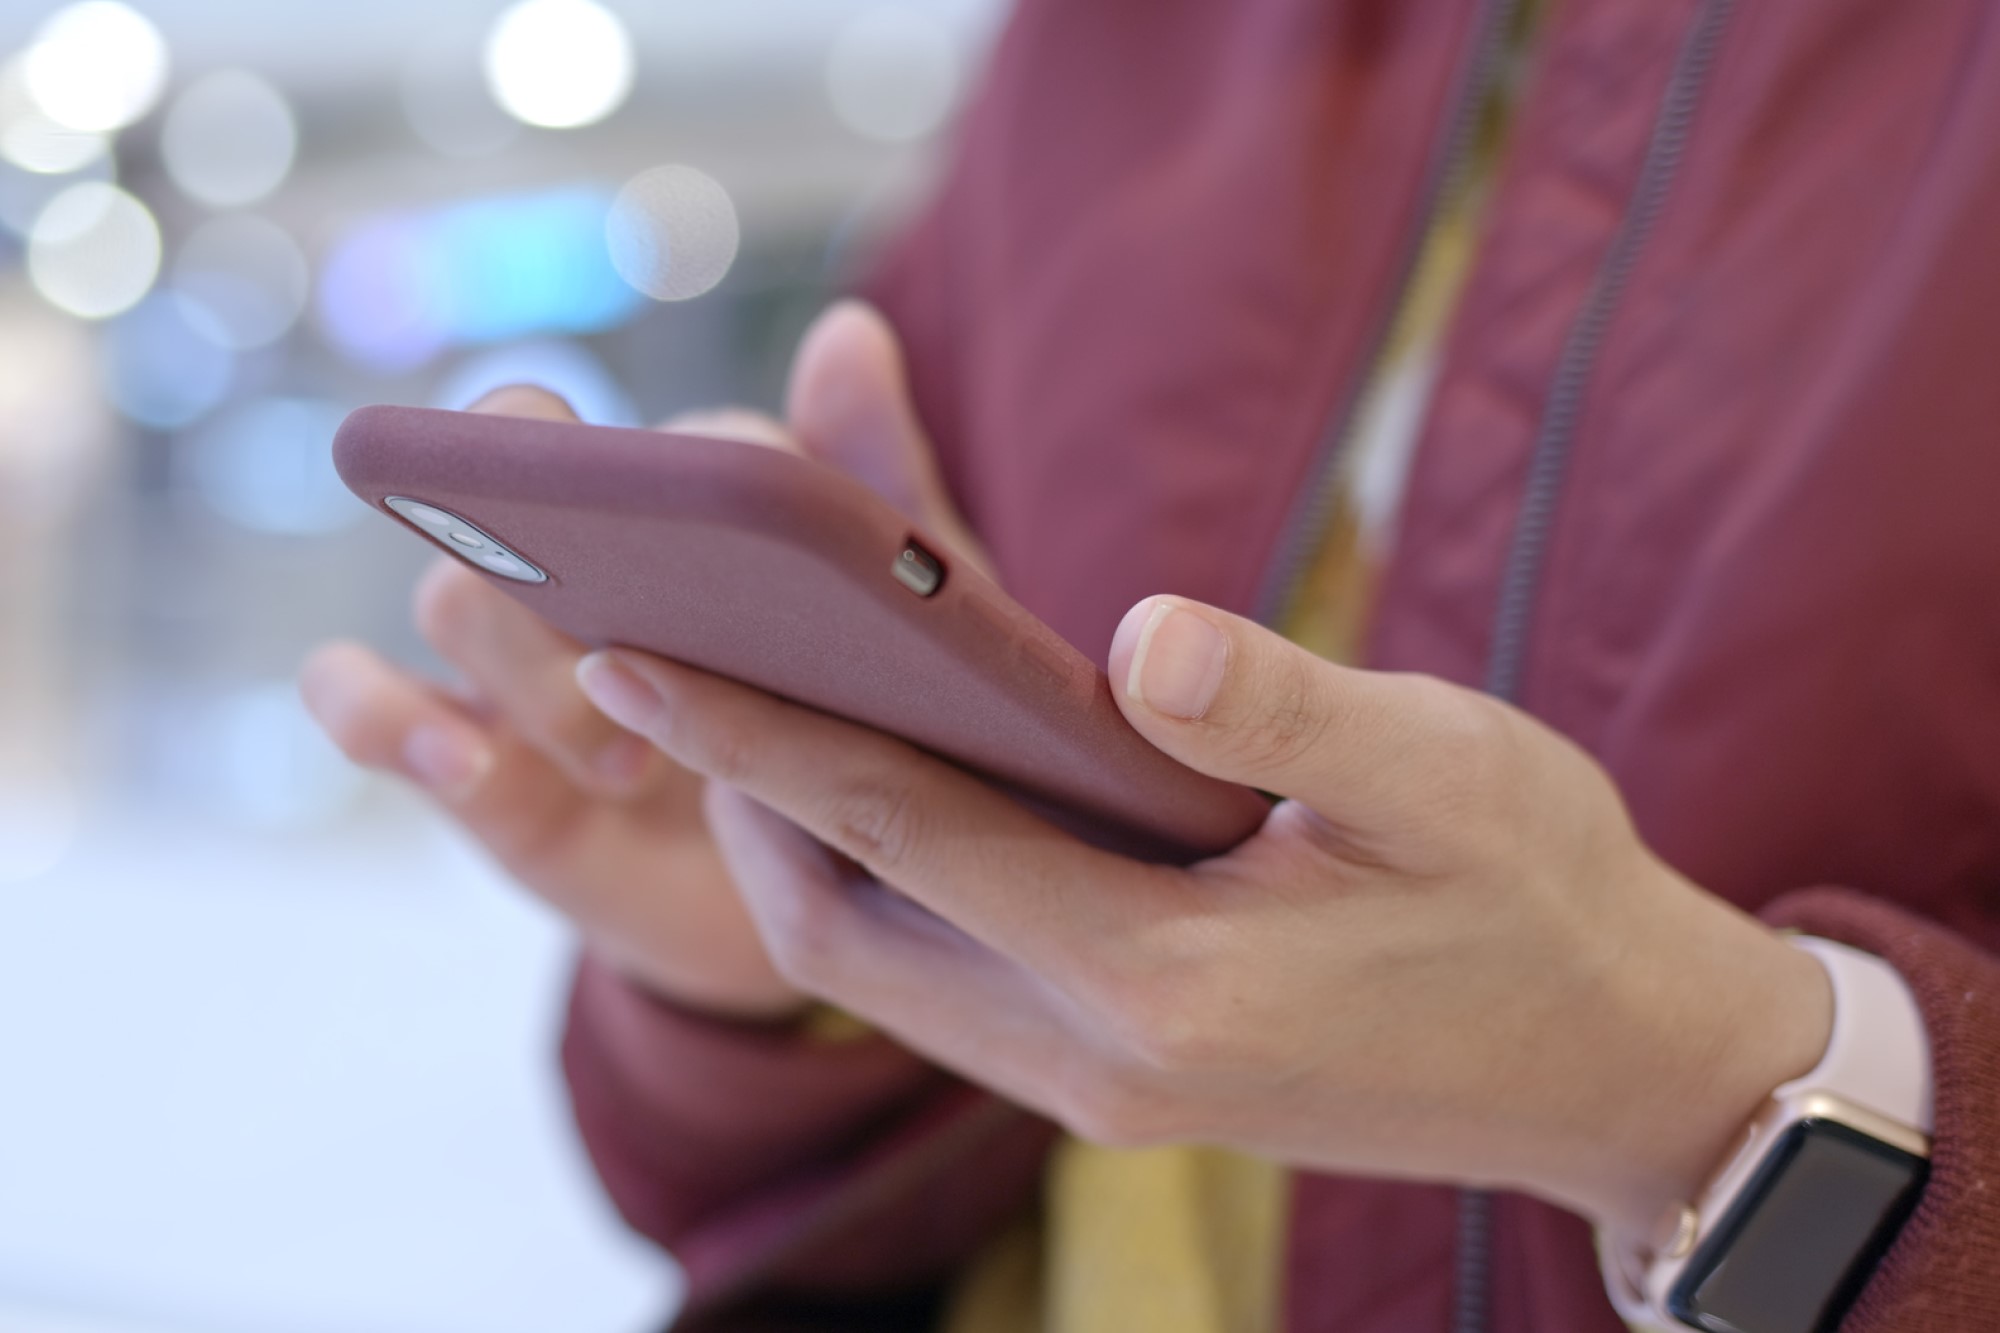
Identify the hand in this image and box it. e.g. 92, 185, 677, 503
303, 301, 978, 1020
573, 594, 1834, 1232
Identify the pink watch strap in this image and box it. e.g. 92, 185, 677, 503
1780, 936, 1932, 1133
1598, 935, 1932, 1327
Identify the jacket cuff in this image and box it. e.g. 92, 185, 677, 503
1760, 887, 2000, 1331
562, 953, 950, 1248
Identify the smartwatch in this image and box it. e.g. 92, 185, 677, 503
1601, 936, 1932, 1333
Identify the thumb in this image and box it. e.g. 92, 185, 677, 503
786, 299, 988, 570
1106, 595, 1500, 826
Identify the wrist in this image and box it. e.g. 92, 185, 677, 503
1558, 866, 1835, 1234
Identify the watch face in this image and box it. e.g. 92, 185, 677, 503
1667, 1118, 1927, 1333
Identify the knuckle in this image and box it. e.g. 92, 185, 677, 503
1123, 1001, 1231, 1076
1231, 654, 1332, 771
1411, 679, 1516, 803
675, 712, 754, 785
412, 559, 487, 651
1095, 929, 1239, 1076
1057, 1070, 1174, 1149
821, 778, 923, 875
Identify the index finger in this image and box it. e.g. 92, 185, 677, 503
576, 646, 1176, 984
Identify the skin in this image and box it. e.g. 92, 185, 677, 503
304, 300, 1832, 1241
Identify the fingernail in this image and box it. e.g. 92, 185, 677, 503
403, 725, 493, 800
576, 651, 663, 732
1126, 601, 1227, 719
590, 731, 653, 789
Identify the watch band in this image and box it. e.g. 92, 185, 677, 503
1778, 937, 1931, 1133
1599, 936, 1932, 1329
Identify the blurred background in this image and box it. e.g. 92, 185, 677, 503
0, 2, 1000, 1329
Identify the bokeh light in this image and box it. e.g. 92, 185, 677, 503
0, 57, 107, 175
824, 8, 960, 143
318, 187, 643, 370
161, 70, 298, 208
27, 181, 160, 319
433, 339, 640, 427
173, 213, 311, 350
184, 397, 358, 536
100, 291, 234, 429
21, 1, 170, 134
483, 0, 634, 131
605, 165, 740, 302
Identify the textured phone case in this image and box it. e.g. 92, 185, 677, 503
334, 405, 1269, 862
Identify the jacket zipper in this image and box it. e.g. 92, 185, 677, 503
1246, 0, 1519, 1317
1251, 0, 1520, 626
1482, 0, 1738, 703
1461, 3, 1738, 1332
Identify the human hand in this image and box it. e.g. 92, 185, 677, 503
572, 592, 1833, 1232
303, 301, 978, 1020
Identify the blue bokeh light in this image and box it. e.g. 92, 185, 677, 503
184, 397, 359, 535
316, 186, 645, 371
100, 291, 236, 429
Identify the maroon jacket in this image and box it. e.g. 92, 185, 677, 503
563, 0, 2000, 1328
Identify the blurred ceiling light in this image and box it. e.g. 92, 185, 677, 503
0, 151, 112, 237
483, 0, 634, 131
26, 181, 159, 319
401, 42, 519, 159
21, 1, 170, 134
825, 7, 960, 143
185, 396, 359, 536
605, 165, 739, 302
433, 339, 638, 428
101, 291, 234, 429
0, 58, 107, 174
318, 187, 642, 371
173, 213, 310, 349
161, 70, 297, 208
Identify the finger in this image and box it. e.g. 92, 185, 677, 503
1106, 595, 1505, 824
467, 383, 582, 422
579, 647, 1162, 980
658, 407, 797, 452
302, 639, 497, 798
414, 559, 660, 797
302, 640, 673, 885
786, 300, 989, 571
703, 783, 1130, 1125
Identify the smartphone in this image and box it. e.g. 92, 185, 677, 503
333, 405, 1269, 863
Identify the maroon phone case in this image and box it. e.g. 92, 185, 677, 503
333, 405, 1269, 863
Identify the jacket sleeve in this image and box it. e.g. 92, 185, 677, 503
1758, 887, 2000, 1331
562, 955, 1058, 1325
